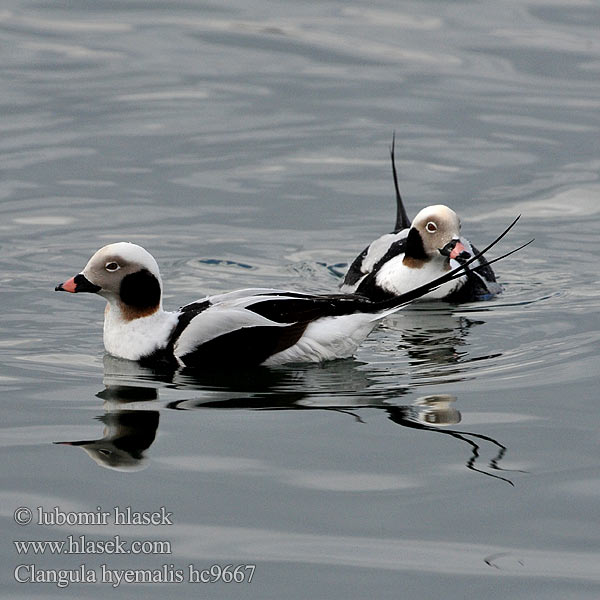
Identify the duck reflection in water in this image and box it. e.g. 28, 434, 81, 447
54, 384, 160, 472
55, 358, 520, 484
384, 308, 501, 383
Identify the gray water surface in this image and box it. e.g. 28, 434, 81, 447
1, 1, 600, 598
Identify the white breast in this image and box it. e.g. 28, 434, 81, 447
103, 305, 178, 361
376, 256, 465, 300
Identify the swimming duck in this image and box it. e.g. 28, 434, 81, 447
55, 228, 516, 369
340, 140, 499, 302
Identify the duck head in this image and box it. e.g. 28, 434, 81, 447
403, 205, 470, 266
55, 242, 163, 319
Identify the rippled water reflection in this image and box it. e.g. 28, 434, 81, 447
2, 0, 600, 598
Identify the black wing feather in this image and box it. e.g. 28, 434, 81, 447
247, 293, 377, 323
179, 322, 309, 367
342, 246, 370, 287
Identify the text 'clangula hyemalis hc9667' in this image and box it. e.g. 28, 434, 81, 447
55, 220, 529, 370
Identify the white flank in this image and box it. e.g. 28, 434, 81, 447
264, 313, 378, 365
340, 230, 407, 293
361, 231, 408, 273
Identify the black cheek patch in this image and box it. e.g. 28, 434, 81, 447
119, 269, 161, 310
404, 227, 428, 260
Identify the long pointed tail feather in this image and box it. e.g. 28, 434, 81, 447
467, 238, 534, 272
391, 132, 411, 232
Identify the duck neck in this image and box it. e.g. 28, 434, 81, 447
102, 297, 177, 361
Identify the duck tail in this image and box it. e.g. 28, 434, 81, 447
391, 132, 411, 232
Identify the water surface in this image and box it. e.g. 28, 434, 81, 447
1, 1, 599, 598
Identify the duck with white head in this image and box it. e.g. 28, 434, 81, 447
341, 138, 500, 302
56, 221, 526, 370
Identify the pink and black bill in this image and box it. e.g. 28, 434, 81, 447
439, 239, 470, 261
55, 274, 101, 294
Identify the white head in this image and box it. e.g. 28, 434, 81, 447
404, 205, 468, 264
56, 242, 163, 320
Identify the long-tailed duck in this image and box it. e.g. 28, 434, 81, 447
55, 225, 520, 369
341, 139, 500, 302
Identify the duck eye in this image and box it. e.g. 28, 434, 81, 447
105, 262, 120, 272
426, 221, 437, 233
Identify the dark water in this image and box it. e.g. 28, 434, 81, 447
1, 1, 599, 598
